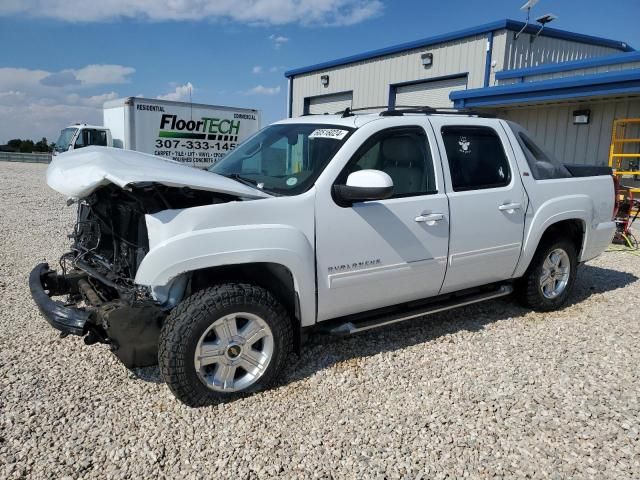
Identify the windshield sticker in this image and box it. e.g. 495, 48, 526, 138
286, 177, 298, 186
309, 129, 349, 140
458, 136, 471, 154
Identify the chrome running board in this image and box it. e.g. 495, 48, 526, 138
329, 285, 513, 335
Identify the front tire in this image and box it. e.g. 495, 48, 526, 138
517, 238, 577, 311
158, 283, 293, 407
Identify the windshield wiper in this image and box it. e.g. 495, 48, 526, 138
222, 173, 258, 188
220, 173, 280, 196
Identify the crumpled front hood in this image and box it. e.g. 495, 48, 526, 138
46, 146, 270, 200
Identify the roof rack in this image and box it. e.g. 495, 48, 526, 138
336, 105, 494, 118
338, 106, 391, 117
302, 106, 390, 117
380, 106, 495, 118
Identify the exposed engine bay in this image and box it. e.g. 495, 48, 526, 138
47, 183, 237, 367
62, 183, 235, 302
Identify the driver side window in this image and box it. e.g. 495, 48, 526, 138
339, 127, 436, 197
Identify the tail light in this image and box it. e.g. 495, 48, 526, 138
612, 174, 620, 220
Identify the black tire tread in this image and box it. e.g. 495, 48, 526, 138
158, 283, 293, 407
516, 237, 577, 312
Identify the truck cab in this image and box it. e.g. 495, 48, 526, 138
53, 124, 112, 155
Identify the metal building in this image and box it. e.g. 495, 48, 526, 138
285, 19, 638, 166
452, 53, 640, 166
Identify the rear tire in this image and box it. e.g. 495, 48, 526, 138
158, 283, 293, 407
516, 238, 577, 311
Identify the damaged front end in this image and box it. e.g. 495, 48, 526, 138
30, 183, 236, 368
29, 262, 164, 368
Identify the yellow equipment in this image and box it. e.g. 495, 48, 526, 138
609, 118, 640, 178
609, 118, 640, 247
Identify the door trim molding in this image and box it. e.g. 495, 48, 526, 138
448, 242, 522, 266
328, 256, 447, 289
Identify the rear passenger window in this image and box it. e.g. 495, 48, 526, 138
339, 127, 436, 197
442, 126, 511, 191
89, 129, 108, 147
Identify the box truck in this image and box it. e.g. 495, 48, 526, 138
53, 97, 261, 168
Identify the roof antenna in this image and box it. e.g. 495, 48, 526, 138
514, 0, 539, 40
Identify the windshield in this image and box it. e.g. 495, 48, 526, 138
208, 123, 354, 195
55, 128, 77, 153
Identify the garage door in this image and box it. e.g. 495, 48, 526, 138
306, 92, 353, 115
394, 76, 467, 108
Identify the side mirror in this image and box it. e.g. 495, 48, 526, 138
333, 169, 393, 204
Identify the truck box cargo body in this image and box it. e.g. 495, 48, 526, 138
53, 98, 261, 168
103, 97, 261, 168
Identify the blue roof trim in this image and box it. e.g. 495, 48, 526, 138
496, 51, 640, 80
284, 19, 632, 78
450, 69, 640, 108
503, 20, 633, 53
285, 20, 506, 78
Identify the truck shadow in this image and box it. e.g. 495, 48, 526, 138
280, 263, 638, 387
132, 263, 637, 392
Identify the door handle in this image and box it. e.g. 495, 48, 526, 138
498, 202, 522, 212
415, 213, 445, 224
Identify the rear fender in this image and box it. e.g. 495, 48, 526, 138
513, 195, 591, 278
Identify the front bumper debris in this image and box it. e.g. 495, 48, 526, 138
29, 263, 89, 336
28, 262, 165, 368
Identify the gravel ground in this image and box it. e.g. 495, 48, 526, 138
1, 161, 639, 479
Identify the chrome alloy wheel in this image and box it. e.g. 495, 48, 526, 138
194, 312, 274, 392
540, 248, 571, 299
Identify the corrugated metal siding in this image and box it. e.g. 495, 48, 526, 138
489, 31, 508, 86
306, 92, 353, 114
291, 28, 624, 117
498, 78, 524, 85
291, 34, 488, 117
496, 61, 640, 84
500, 98, 640, 166
502, 33, 620, 71
394, 76, 467, 107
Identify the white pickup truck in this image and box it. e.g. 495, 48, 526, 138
30, 108, 616, 406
